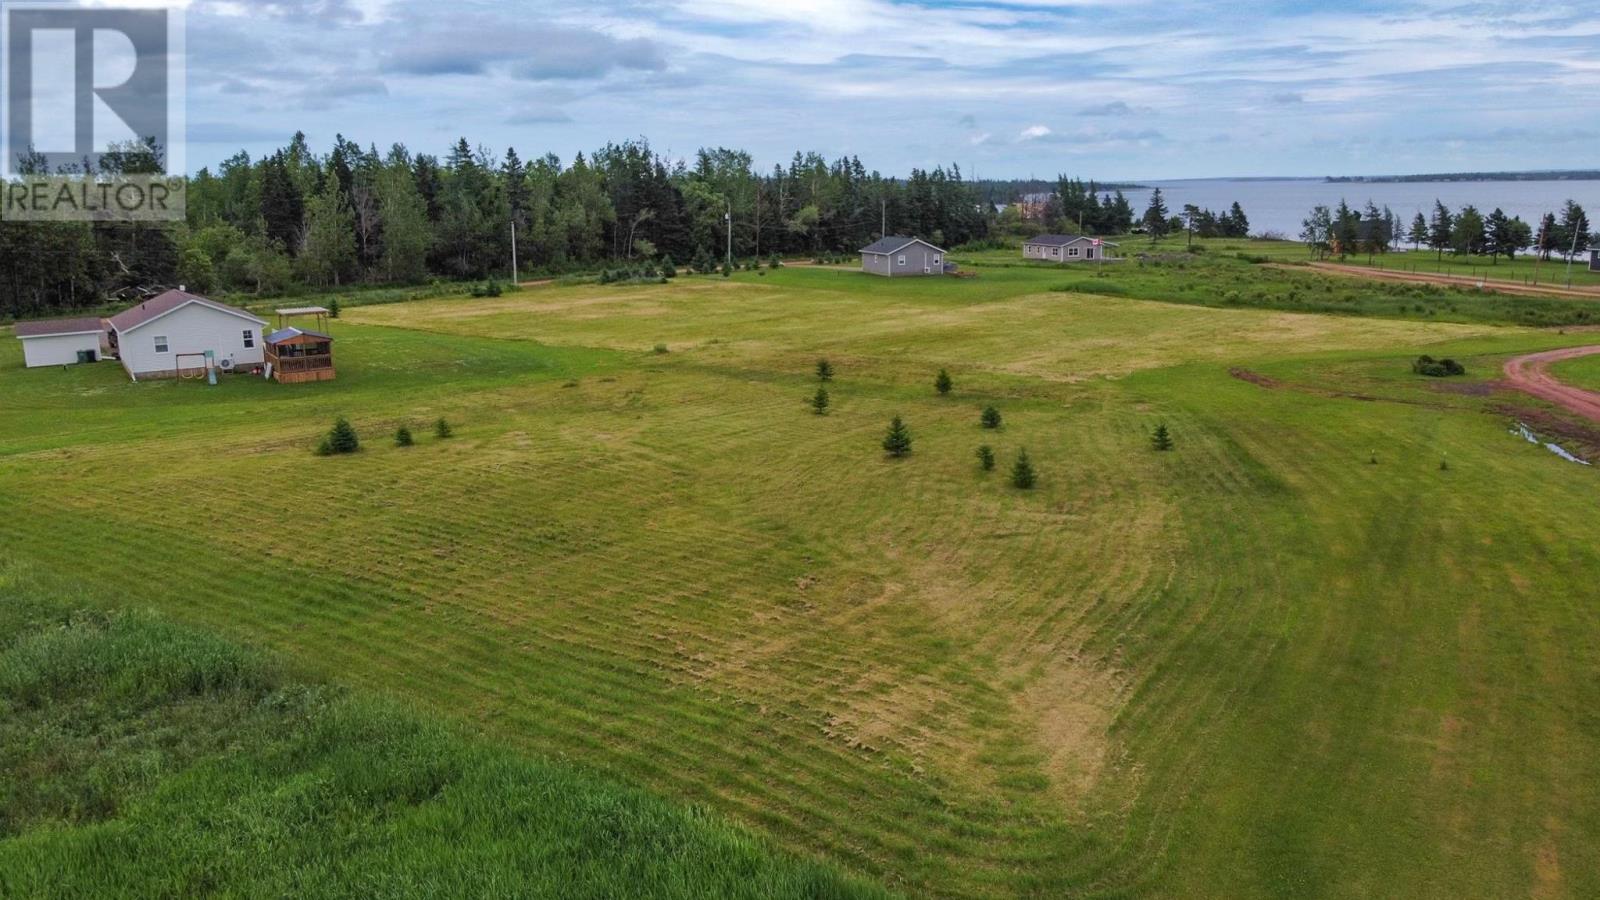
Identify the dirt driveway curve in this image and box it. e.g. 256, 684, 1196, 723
1503, 346, 1600, 424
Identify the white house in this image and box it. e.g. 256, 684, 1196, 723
1023, 234, 1118, 263
14, 316, 108, 368
108, 290, 267, 380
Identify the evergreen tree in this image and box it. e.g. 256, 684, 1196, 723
1452, 205, 1485, 255
935, 368, 953, 395
1427, 200, 1453, 260
1560, 200, 1590, 256
328, 298, 341, 318
976, 444, 995, 471
1142, 188, 1170, 240
1226, 201, 1250, 237
434, 417, 453, 439
1010, 449, 1036, 489
319, 417, 360, 455
1407, 212, 1429, 250
980, 405, 1002, 429
1151, 422, 1174, 452
882, 416, 912, 457
1333, 200, 1360, 258
816, 358, 833, 381
395, 425, 413, 446
811, 387, 830, 415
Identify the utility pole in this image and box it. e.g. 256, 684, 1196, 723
881, 199, 886, 237
1566, 217, 1581, 288
510, 220, 518, 284
725, 197, 733, 269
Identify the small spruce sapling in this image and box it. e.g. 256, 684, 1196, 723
1011, 448, 1037, 489
1151, 422, 1174, 451
816, 358, 834, 382
882, 416, 912, 458
811, 387, 830, 415
976, 445, 995, 471
434, 417, 453, 439
318, 416, 360, 455
395, 425, 413, 447
935, 368, 953, 395
327, 298, 341, 318
980, 405, 1002, 429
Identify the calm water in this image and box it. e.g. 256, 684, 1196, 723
1119, 178, 1600, 240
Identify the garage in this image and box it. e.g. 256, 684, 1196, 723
14, 317, 108, 368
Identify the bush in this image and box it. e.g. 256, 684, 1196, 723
1411, 354, 1466, 377
980, 405, 1002, 429
935, 369, 953, 395
395, 425, 413, 447
317, 417, 359, 455
769, 255, 782, 269
811, 387, 829, 415
976, 445, 995, 471
660, 256, 677, 278
882, 416, 912, 458
653, 343, 669, 354
1011, 449, 1036, 489
327, 298, 341, 318
433, 417, 453, 439
469, 280, 503, 298
721, 262, 732, 277
816, 358, 834, 382
1151, 422, 1174, 451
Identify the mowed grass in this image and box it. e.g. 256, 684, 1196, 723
3, 267, 1600, 897
1551, 350, 1600, 392
0, 571, 886, 898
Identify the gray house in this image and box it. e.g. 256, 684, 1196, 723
860, 236, 947, 277
1022, 234, 1117, 263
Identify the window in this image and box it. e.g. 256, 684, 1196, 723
897, 254, 907, 266
154, 335, 169, 353
932, 255, 941, 265
1051, 248, 1059, 257
1068, 246, 1081, 258
242, 329, 255, 349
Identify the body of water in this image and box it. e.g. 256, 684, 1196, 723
1117, 178, 1600, 240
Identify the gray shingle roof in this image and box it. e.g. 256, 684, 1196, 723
1024, 234, 1089, 246
265, 327, 333, 344
108, 290, 265, 333
14, 316, 105, 337
860, 236, 945, 254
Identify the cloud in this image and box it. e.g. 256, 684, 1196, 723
1271, 92, 1304, 104
1078, 100, 1139, 116
1018, 124, 1054, 141
383, 20, 667, 81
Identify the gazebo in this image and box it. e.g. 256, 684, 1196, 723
264, 326, 335, 383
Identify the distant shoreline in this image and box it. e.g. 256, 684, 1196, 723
1325, 171, 1600, 184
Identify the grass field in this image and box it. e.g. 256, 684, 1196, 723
1552, 352, 1600, 393
0, 572, 883, 898
4, 264, 1600, 896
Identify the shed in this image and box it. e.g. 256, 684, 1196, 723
859, 237, 948, 277
14, 317, 107, 368
1590, 248, 1599, 273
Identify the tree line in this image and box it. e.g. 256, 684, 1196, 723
2, 134, 991, 318
1301, 197, 1591, 263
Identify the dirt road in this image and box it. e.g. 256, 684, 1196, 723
1269, 262, 1600, 301
1503, 346, 1600, 423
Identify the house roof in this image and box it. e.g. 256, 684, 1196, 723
14, 316, 105, 338
265, 326, 333, 344
860, 236, 945, 255
108, 290, 266, 334
1024, 234, 1120, 247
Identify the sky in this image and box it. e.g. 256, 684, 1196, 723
168, 0, 1600, 179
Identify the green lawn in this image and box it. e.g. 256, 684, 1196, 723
3, 265, 1599, 897
1551, 351, 1600, 393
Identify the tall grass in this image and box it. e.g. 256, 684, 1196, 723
0, 569, 889, 899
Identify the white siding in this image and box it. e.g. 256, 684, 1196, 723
117, 302, 265, 378
20, 332, 101, 367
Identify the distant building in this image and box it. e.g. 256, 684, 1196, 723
1590, 248, 1599, 272
1023, 234, 1117, 262
264, 326, 336, 383
14, 316, 108, 368
108, 289, 267, 380
860, 236, 948, 277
